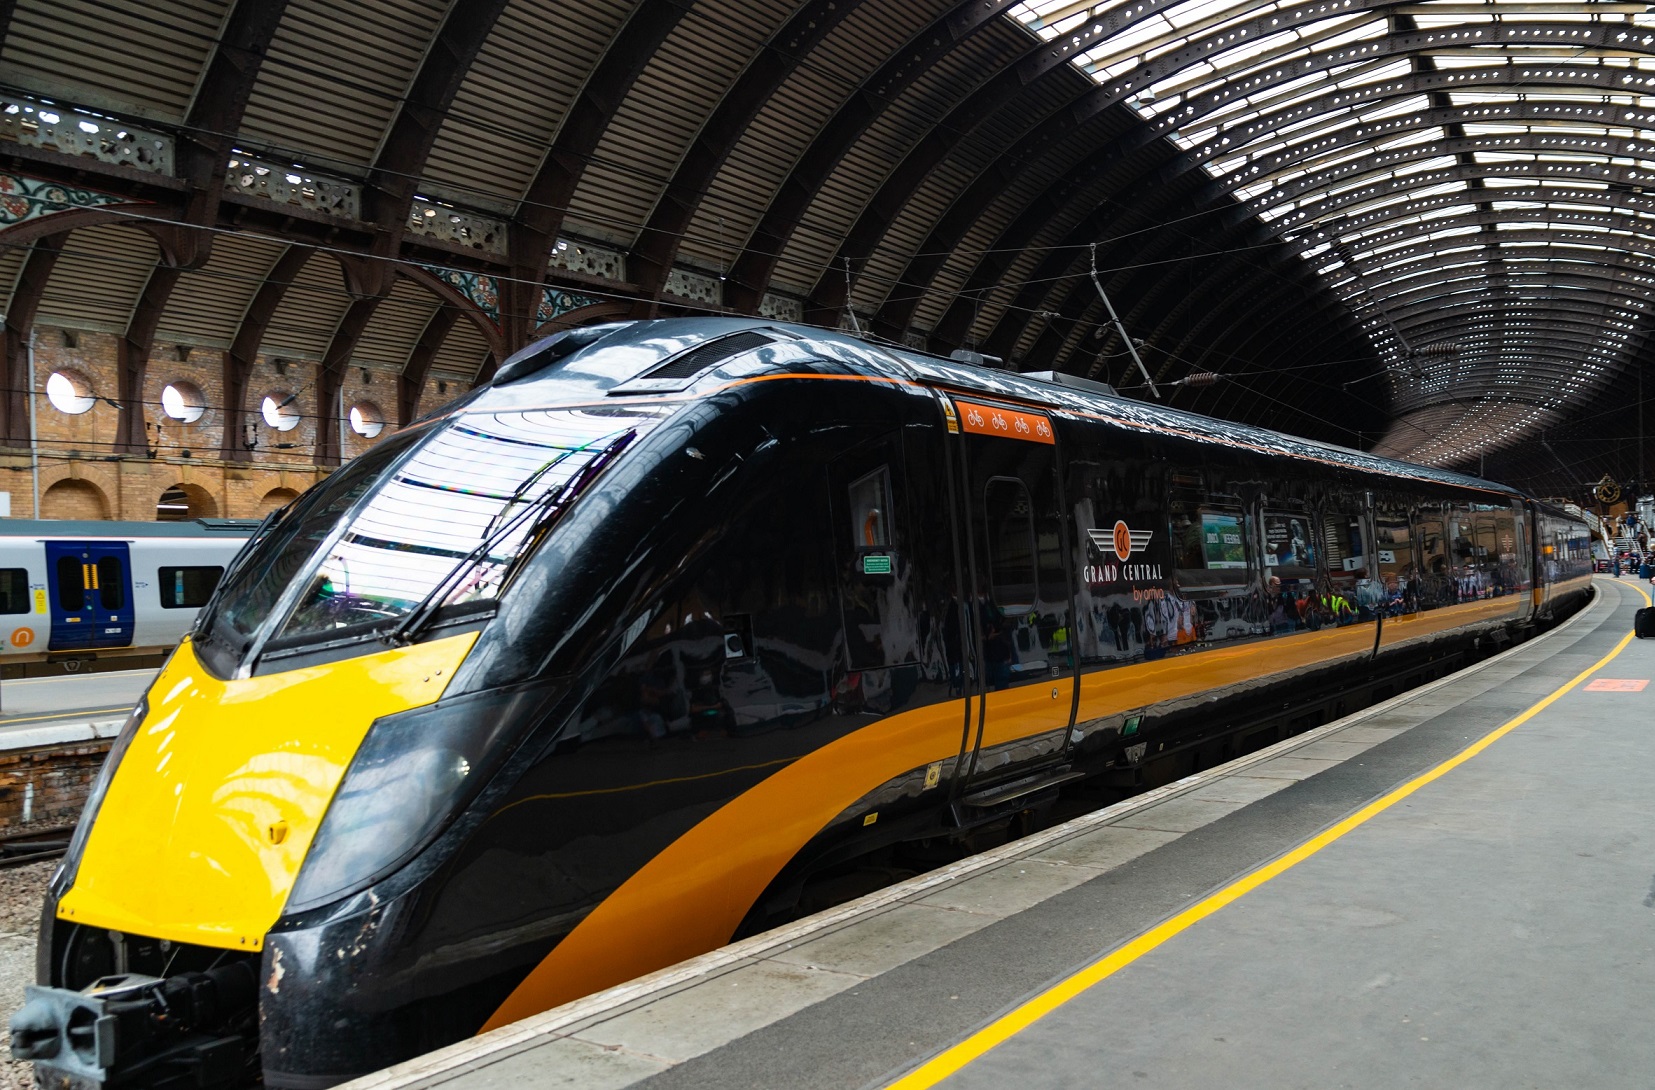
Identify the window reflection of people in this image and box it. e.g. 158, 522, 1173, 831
1267, 576, 1293, 634
980, 597, 1013, 690
1107, 602, 1129, 652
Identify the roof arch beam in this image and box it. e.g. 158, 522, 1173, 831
803, 0, 1255, 322
1139, 30, 1653, 150
927, 169, 1201, 350
628, 0, 875, 315
116, 261, 185, 453
1344, 253, 1655, 303
503, 0, 690, 351
1233, 130, 1655, 212
315, 256, 406, 467
1405, 304, 1648, 345
804, 45, 1120, 323
1271, 164, 1655, 237
113, 0, 292, 454
1176, 67, 1655, 179
399, 307, 458, 430
1370, 282, 1655, 325
1, 232, 69, 449
1353, 269, 1655, 323
167, 0, 292, 269
1245, 136, 1655, 220
723, 0, 1025, 314
358, 0, 511, 300
220, 244, 313, 461
974, 181, 1240, 358
1336, 223, 1655, 274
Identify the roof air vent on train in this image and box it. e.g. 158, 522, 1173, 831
949, 349, 1007, 370
494, 323, 630, 385
610, 329, 778, 395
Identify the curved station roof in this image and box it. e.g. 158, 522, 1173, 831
0, 0, 1648, 495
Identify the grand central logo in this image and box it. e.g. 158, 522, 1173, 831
1084, 520, 1162, 584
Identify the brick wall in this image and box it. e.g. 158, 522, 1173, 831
1, 327, 473, 520
0, 740, 111, 829
39, 478, 108, 519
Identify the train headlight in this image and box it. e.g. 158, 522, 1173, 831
286, 682, 556, 913
53, 698, 147, 896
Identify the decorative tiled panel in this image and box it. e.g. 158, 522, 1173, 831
424, 266, 500, 322
758, 292, 803, 323
225, 154, 360, 218
0, 97, 172, 175
407, 198, 507, 257
537, 287, 606, 326
548, 239, 625, 281
664, 267, 720, 305
0, 173, 131, 227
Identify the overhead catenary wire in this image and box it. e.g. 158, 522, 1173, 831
1, 198, 1383, 386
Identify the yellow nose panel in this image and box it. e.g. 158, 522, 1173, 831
58, 632, 477, 951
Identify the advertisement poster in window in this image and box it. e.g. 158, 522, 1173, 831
1201, 512, 1247, 569
1264, 514, 1316, 568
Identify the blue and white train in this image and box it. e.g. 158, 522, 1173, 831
0, 519, 257, 667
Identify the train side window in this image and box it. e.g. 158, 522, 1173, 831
1170, 501, 1250, 590
55, 557, 84, 612
848, 467, 893, 549
984, 478, 1037, 609
0, 569, 28, 614
159, 566, 225, 609
96, 557, 124, 611
1262, 511, 1316, 576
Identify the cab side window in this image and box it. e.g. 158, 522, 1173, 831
848, 467, 893, 551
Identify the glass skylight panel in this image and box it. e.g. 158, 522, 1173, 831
1394, 154, 1462, 175
1083, 17, 1174, 69
1018, 0, 1652, 466
1168, 0, 1260, 32
1378, 127, 1449, 152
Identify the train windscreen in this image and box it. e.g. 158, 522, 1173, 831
195, 406, 668, 671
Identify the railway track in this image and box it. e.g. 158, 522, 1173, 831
0, 824, 72, 868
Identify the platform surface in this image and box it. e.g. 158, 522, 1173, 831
348, 576, 1654, 1090
0, 669, 150, 750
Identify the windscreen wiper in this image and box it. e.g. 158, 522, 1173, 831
382, 429, 636, 648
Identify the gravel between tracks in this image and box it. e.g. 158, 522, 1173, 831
0, 861, 53, 1090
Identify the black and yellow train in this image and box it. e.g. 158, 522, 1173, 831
13, 318, 1592, 1088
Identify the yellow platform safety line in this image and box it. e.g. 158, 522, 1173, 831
888, 580, 1652, 1090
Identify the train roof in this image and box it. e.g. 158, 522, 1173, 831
0, 518, 259, 538
476, 318, 1532, 501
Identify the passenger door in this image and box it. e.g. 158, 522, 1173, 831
46, 541, 135, 652
950, 397, 1077, 794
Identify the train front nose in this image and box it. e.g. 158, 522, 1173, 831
25, 632, 477, 1088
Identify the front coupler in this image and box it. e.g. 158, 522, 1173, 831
10, 962, 258, 1089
